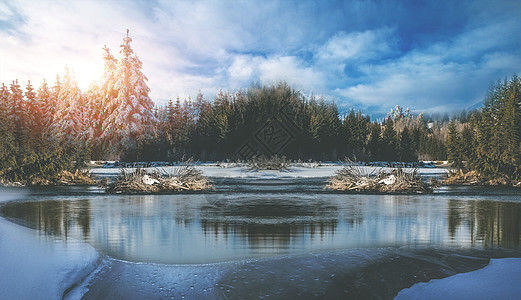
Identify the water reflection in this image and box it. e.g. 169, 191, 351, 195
1, 200, 91, 241
447, 200, 521, 247
199, 195, 338, 249
1, 192, 520, 264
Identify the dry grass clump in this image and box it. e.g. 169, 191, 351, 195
443, 170, 484, 186
247, 155, 290, 171
444, 169, 520, 186
326, 165, 432, 194
106, 163, 212, 194
2, 169, 95, 186
327, 164, 378, 192
28, 169, 95, 186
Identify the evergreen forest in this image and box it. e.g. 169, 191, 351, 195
1, 32, 519, 184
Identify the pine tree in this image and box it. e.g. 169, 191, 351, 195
36, 80, 56, 137
84, 81, 104, 158
9, 80, 27, 144
381, 118, 399, 161
499, 76, 521, 178
399, 127, 417, 162
460, 123, 476, 170
51, 68, 86, 145
24, 81, 39, 143
446, 120, 464, 169
367, 123, 382, 161
475, 81, 503, 178
101, 30, 157, 160
0, 84, 16, 176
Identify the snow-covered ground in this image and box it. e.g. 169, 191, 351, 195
0, 187, 99, 300
90, 163, 449, 179
396, 258, 521, 299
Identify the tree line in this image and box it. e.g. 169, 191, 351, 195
5, 31, 512, 184
147, 84, 447, 162
446, 75, 521, 182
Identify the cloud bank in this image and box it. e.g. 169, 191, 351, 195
1, 0, 520, 114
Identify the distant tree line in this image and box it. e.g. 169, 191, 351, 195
446, 75, 521, 181
143, 82, 448, 162
9, 31, 513, 184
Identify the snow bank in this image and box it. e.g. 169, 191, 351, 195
395, 258, 521, 300
0, 188, 100, 300
91, 164, 448, 179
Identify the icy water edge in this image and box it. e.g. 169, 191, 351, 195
1, 178, 520, 299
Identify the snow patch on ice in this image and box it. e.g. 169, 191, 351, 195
0, 215, 99, 299
395, 258, 521, 300
90, 164, 448, 179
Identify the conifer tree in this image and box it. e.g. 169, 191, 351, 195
51, 68, 86, 144
446, 120, 464, 169
24, 81, 39, 145
36, 80, 56, 137
399, 127, 416, 162
381, 118, 399, 161
367, 123, 382, 161
84, 82, 105, 158
9, 80, 27, 144
460, 123, 476, 170
499, 76, 521, 177
101, 30, 157, 160
0, 84, 16, 176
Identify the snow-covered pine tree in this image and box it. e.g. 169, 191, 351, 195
101, 30, 157, 160
99, 45, 118, 131
51, 67, 87, 145
0, 84, 16, 173
166, 98, 175, 126
37, 80, 57, 137
25, 80, 41, 143
8, 80, 27, 143
84, 81, 104, 158
0, 84, 10, 124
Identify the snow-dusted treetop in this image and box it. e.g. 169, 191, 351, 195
100, 30, 157, 154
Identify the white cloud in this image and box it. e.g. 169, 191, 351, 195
333, 20, 521, 113
0, 2, 14, 22
259, 56, 324, 91
227, 55, 259, 84
227, 54, 325, 94
336, 56, 482, 112
0, 0, 520, 113
0, 0, 341, 105
316, 28, 397, 63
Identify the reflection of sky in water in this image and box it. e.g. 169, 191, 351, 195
1, 189, 520, 264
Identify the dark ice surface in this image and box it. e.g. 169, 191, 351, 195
80, 247, 521, 299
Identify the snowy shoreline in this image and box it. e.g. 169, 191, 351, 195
90, 163, 449, 179
2, 181, 521, 299
0, 188, 100, 299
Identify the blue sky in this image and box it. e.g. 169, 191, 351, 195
1, 0, 520, 115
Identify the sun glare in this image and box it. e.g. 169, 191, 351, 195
69, 61, 104, 91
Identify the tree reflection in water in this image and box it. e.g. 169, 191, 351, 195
448, 199, 521, 247
1, 192, 520, 263
200, 197, 339, 248
1, 199, 91, 241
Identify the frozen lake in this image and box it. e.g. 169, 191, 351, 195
1, 178, 520, 298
